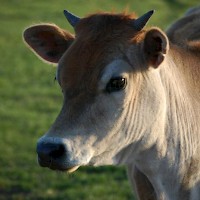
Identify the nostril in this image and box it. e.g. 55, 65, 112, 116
49, 144, 65, 159
37, 142, 66, 161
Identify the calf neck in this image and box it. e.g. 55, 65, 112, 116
123, 46, 200, 200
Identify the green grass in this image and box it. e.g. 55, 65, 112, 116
0, 0, 199, 199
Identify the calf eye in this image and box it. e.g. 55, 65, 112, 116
106, 77, 127, 93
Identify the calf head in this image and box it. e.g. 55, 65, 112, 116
23, 10, 169, 172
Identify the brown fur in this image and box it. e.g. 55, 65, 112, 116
23, 24, 74, 63
57, 13, 141, 117
60, 13, 138, 80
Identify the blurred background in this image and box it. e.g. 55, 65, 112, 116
0, 0, 199, 199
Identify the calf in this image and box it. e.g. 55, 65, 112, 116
23, 7, 200, 200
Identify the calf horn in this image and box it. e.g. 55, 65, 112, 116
63, 10, 80, 27
134, 10, 155, 31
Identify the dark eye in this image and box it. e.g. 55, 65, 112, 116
106, 77, 127, 93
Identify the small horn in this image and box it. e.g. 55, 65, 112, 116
63, 10, 80, 27
134, 10, 155, 31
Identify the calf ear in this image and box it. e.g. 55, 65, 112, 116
143, 28, 169, 68
23, 24, 74, 63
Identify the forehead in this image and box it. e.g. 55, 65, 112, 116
75, 12, 137, 38
58, 12, 138, 91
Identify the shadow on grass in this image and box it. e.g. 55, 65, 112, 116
0, 186, 30, 200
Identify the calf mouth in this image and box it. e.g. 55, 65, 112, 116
49, 165, 80, 173
36, 139, 81, 173
37, 156, 80, 173
36, 137, 93, 173
65, 166, 80, 173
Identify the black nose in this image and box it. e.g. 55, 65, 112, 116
36, 142, 65, 167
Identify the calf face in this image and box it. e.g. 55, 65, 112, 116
23, 11, 168, 172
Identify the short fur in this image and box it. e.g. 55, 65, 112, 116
24, 8, 200, 200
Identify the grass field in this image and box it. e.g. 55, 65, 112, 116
0, 0, 199, 199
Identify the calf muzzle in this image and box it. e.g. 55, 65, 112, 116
36, 141, 66, 170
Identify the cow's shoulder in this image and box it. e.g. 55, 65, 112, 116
167, 6, 200, 53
